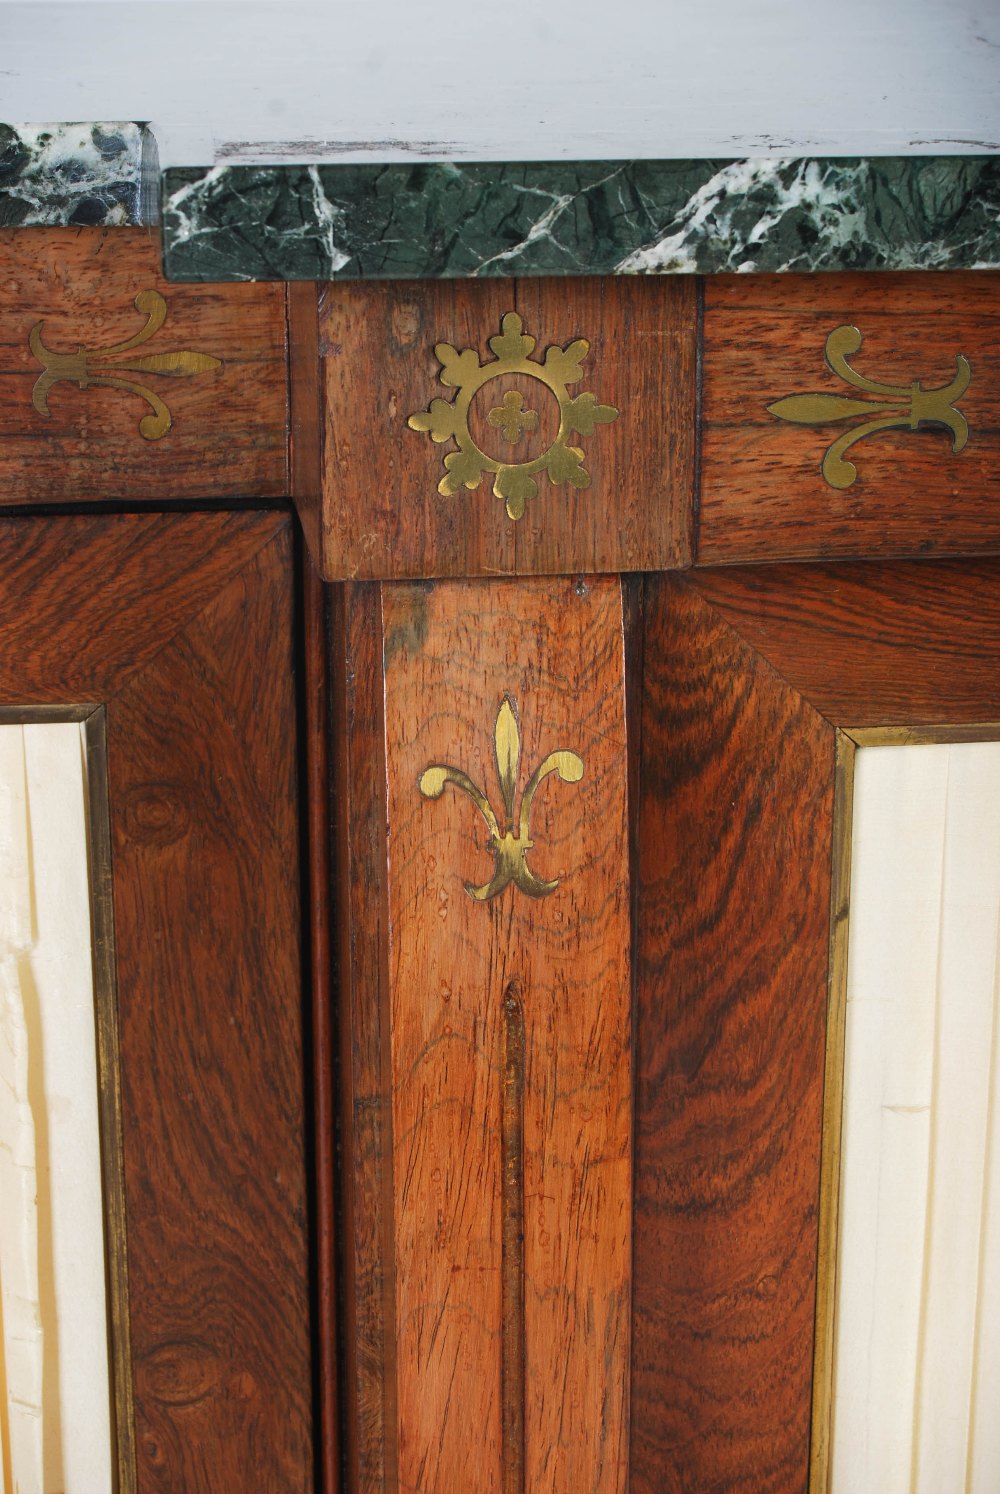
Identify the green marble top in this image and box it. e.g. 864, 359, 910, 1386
161, 157, 1000, 281
3, 132, 998, 281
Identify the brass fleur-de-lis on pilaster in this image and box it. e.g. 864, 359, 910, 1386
418, 695, 584, 901
767, 324, 971, 489
29, 288, 222, 440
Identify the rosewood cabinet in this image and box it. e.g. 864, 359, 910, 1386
1, 225, 996, 1491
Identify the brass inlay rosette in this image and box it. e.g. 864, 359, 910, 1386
767, 324, 971, 489
407, 311, 618, 520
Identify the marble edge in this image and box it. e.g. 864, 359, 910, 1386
0, 123, 159, 228
160, 157, 1000, 281
3, 140, 1000, 279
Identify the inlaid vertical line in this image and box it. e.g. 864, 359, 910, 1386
501, 979, 525, 1494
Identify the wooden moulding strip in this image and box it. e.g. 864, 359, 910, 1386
809, 729, 856, 1493
302, 558, 339, 1492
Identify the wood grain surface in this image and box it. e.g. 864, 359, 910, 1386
0, 509, 285, 702
0, 229, 289, 503
0, 512, 313, 1489
330, 582, 398, 1494
303, 558, 339, 1493
379, 577, 631, 1492
630, 558, 1000, 1488
314, 278, 695, 579
689, 558, 1000, 724
699, 272, 1000, 564
289, 281, 325, 567
632, 574, 835, 1491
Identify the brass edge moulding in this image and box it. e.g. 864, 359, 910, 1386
842, 722, 1000, 747
418, 694, 584, 901
30, 289, 222, 440
84, 708, 137, 1494
809, 728, 856, 1494
0, 703, 98, 724
767, 325, 971, 489
407, 312, 619, 520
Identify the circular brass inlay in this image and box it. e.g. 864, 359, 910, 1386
407, 311, 619, 521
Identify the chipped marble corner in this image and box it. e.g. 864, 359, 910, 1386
0, 122, 159, 228
161, 156, 1000, 283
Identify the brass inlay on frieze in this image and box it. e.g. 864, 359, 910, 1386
767, 324, 971, 489
418, 695, 583, 901
407, 311, 618, 520
29, 289, 222, 440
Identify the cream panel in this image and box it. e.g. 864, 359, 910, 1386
830, 742, 1000, 1494
0, 723, 113, 1494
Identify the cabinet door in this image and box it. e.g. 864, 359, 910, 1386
633, 559, 1000, 1491
0, 512, 313, 1490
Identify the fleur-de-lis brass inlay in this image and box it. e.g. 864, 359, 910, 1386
407, 311, 618, 520
29, 289, 222, 440
418, 695, 583, 901
767, 324, 971, 489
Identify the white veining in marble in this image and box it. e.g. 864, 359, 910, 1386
616, 158, 861, 273
306, 166, 351, 274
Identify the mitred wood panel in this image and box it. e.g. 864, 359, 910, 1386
313, 278, 695, 579
0, 513, 312, 1489
689, 558, 1000, 724
0, 228, 289, 503
632, 574, 835, 1491
368, 577, 630, 1491
632, 557, 1000, 1488
699, 272, 1000, 564
0, 509, 288, 701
